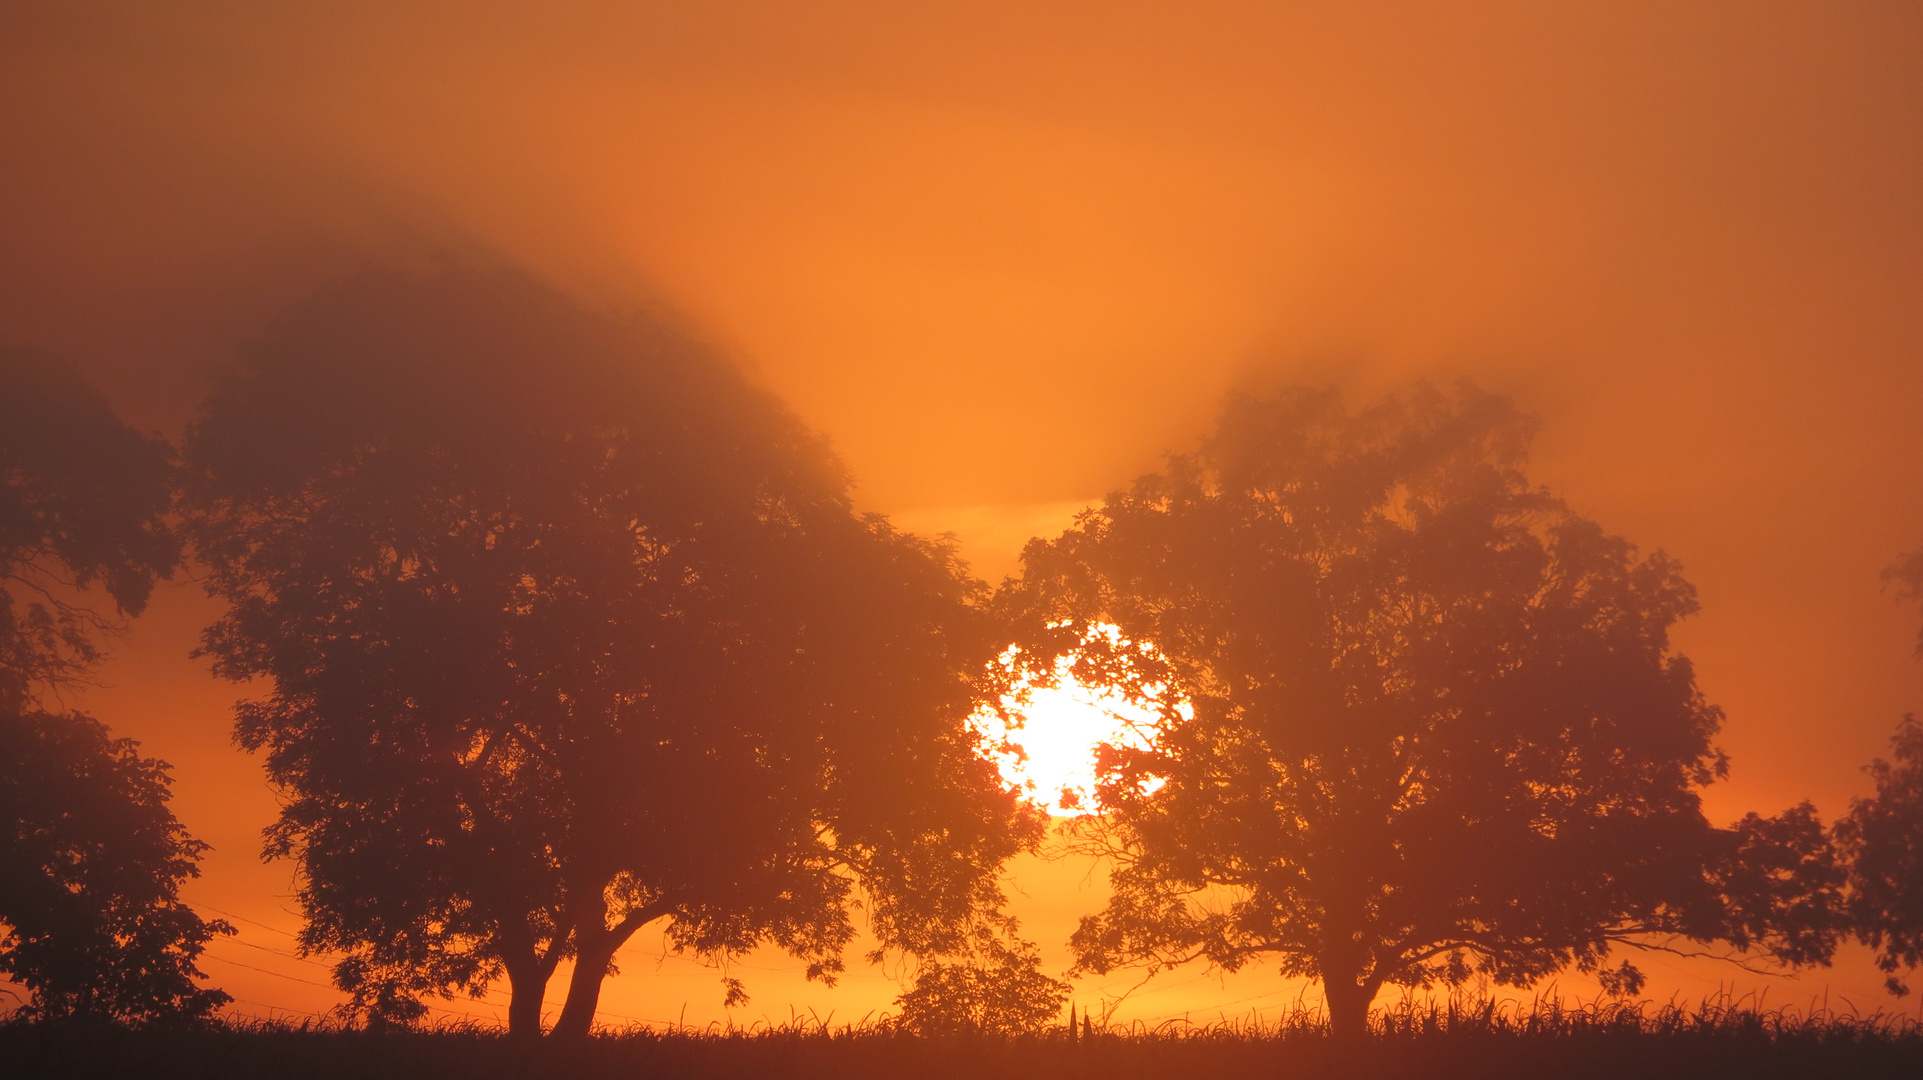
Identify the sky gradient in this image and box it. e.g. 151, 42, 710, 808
5, 1, 1921, 1026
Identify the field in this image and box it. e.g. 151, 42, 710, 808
7, 999, 1922, 1080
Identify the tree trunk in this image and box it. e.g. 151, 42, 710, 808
506, 965, 548, 1040
549, 941, 616, 1040
549, 885, 672, 1041
1323, 975, 1378, 1040
495, 919, 556, 1042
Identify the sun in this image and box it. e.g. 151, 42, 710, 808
971, 629, 1185, 816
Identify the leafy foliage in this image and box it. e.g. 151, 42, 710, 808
894, 930, 1068, 1036
0, 347, 177, 706
1837, 715, 1923, 996
183, 267, 1041, 1037
997, 384, 1844, 1035
0, 347, 228, 1024
0, 710, 231, 1023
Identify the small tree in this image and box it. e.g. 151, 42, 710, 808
0, 348, 230, 1024
0, 710, 230, 1024
894, 931, 1069, 1036
185, 267, 1040, 1039
1000, 384, 1843, 1037
1836, 715, 1923, 996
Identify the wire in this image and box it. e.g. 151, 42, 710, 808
199, 951, 341, 992
1133, 984, 1303, 1023
193, 902, 303, 939
224, 936, 336, 969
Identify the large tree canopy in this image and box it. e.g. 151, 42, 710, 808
999, 385, 1842, 1037
184, 267, 1039, 1038
0, 348, 228, 1025
0, 347, 176, 704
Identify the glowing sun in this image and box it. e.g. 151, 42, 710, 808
971, 629, 1185, 816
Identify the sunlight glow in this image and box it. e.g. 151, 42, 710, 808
971, 626, 1188, 816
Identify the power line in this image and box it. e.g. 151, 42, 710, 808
193, 902, 303, 939
1134, 985, 1303, 1023
200, 951, 340, 992
224, 935, 335, 970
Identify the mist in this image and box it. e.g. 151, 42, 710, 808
5, 0, 1922, 1024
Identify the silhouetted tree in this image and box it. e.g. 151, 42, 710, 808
1836, 715, 1923, 996
894, 930, 1069, 1036
183, 268, 1040, 1039
0, 348, 230, 1024
999, 385, 1844, 1038
0, 710, 230, 1023
0, 348, 177, 705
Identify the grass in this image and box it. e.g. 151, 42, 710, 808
6, 996, 1921, 1079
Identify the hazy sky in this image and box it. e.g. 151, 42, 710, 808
5, 1, 1922, 1024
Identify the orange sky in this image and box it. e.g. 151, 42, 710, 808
5, 1, 1923, 1026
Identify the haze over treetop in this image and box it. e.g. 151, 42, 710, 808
1, 0, 1920, 1028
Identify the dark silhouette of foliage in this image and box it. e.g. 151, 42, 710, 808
0, 348, 229, 1024
894, 930, 1068, 1035
0, 347, 177, 706
0, 710, 230, 1023
182, 267, 1041, 1039
1837, 715, 1923, 996
996, 384, 1845, 1037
